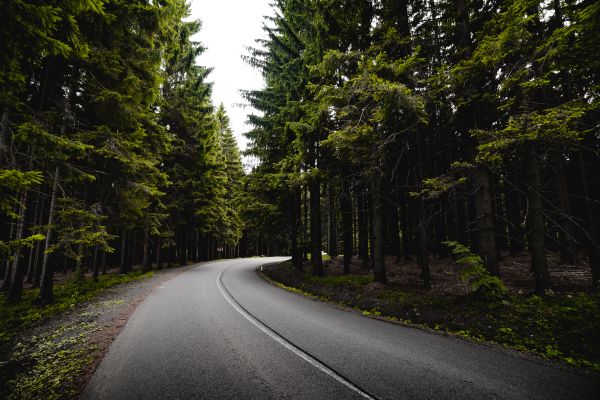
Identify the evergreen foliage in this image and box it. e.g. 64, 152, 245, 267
244, 0, 600, 292
0, 0, 245, 303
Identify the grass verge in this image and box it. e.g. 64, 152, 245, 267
263, 261, 600, 372
0, 271, 154, 399
0, 271, 153, 346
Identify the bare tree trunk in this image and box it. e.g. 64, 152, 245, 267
310, 179, 323, 276
92, 245, 99, 281
142, 227, 150, 271
554, 160, 577, 263
372, 174, 387, 284
32, 232, 43, 287
340, 180, 353, 274
368, 193, 375, 268
473, 166, 500, 276
26, 193, 42, 283
156, 236, 163, 269
400, 192, 412, 260
75, 243, 85, 282
0, 109, 8, 163
526, 143, 551, 294
119, 229, 127, 274
101, 249, 107, 274
291, 188, 302, 270
39, 167, 59, 304
327, 184, 338, 257
7, 189, 29, 301
389, 203, 402, 263
506, 172, 525, 254
417, 208, 431, 289
0, 218, 17, 289
358, 190, 369, 267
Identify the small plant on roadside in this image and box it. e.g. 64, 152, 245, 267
444, 241, 506, 301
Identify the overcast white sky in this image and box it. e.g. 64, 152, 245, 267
189, 1, 274, 152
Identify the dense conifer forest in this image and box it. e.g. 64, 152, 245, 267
1, 0, 600, 396
243, 0, 600, 294
0, 0, 245, 304
0, 0, 599, 327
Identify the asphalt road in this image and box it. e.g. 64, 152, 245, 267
83, 258, 599, 399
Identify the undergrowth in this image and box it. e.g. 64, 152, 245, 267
266, 260, 600, 372
0, 270, 153, 346
4, 321, 98, 400
304, 271, 373, 288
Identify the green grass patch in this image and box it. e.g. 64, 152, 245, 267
306, 253, 332, 261
304, 272, 373, 288
0, 270, 153, 346
4, 321, 99, 400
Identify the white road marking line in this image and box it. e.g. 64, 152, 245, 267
216, 265, 376, 400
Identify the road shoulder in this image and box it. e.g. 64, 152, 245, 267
1, 265, 193, 399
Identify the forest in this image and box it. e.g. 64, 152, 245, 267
0, 0, 247, 305
243, 0, 600, 295
1, 0, 600, 396
0, 0, 599, 323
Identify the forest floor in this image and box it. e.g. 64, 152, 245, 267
262, 253, 600, 373
0, 265, 192, 400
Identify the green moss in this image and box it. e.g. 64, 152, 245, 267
5, 322, 99, 400
377, 290, 408, 302
304, 273, 373, 288
0, 270, 153, 346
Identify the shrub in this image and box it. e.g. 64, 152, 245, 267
445, 241, 507, 300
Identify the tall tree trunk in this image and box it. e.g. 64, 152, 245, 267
178, 226, 187, 266
291, 188, 302, 270
101, 248, 107, 274
142, 227, 150, 272
389, 203, 402, 263
7, 189, 29, 301
372, 173, 387, 284
400, 191, 412, 260
554, 159, 577, 263
119, 229, 127, 274
506, 173, 525, 254
340, 180, 353, 274
156, 236, 163, 269
32, 232, 43, 287
368, 193, 375, 267
310, 179, 323, 276
473, 166, 500, 276
92, 245, 99, 281
0, 109, 8, 163
26, 193, 42, 283
417, 206, 431, 289
525, 143, 551, 294
39, 167, 59, 304
415, 139, 432, 289
75, 243, 85, 282
0, 218, 17, 289
358, 190, 369, 267
327, 184, 338, 257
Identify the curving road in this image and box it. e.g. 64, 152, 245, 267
83, 258, 599, 399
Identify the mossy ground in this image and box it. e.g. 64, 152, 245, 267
264, 260, 600, 372
0, 271, 153, 346
0, 270, 154, 399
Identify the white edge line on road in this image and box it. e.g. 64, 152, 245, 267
216, 266, 376, 400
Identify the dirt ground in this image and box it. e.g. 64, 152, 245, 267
316, 252, 594, 294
